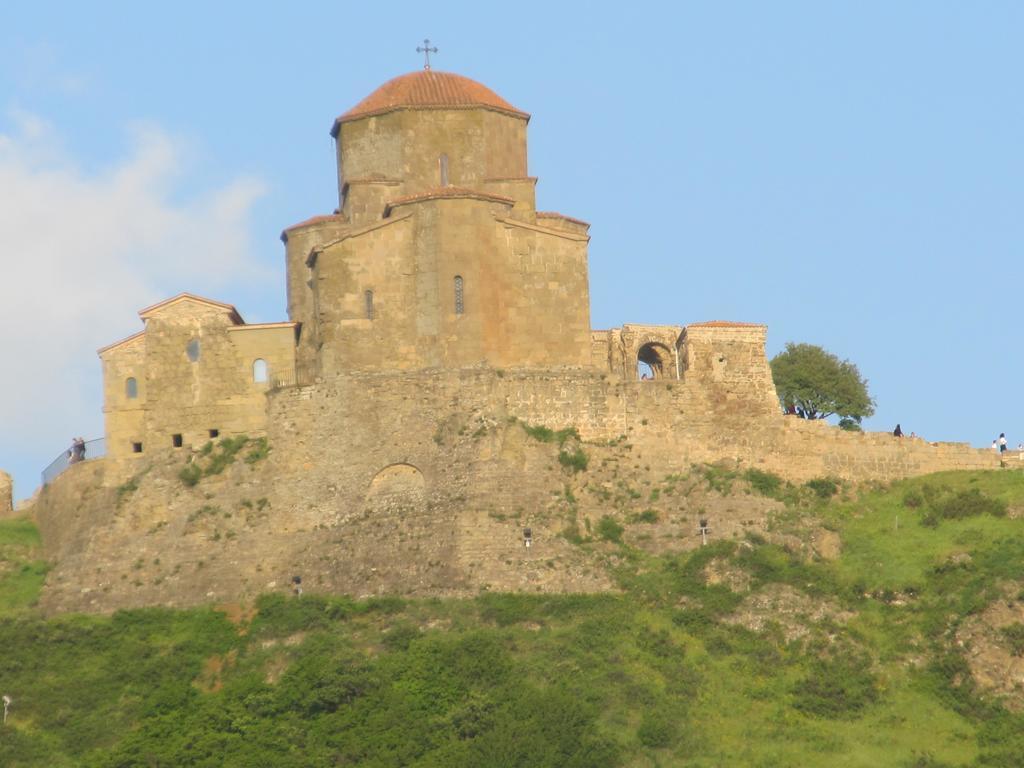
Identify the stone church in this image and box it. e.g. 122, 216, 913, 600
97, 68, 727, 460
19, 68, 999, 612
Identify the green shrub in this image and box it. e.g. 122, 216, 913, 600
115, 477, 139, 504
1001, 623, 1024, 657
630, 509, 659, 524
701, 464, 738, 494
204, 435, 249, 476
932, 488, 1007, 521
596, 515, 624, 543
637, 711, 674, 747
558, 447, 589, 473
805, 476, 840, 499
902, 489, 924, 509
792, 652, 879, 718
521, 423, 579, 446
244, 436, 270, 464
178, 463, 201, 487
561, 519, 585, 544
744, 468, 783, 497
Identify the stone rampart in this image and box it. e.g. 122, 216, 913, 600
0, 470, 13, 519
31, 367, 1000, 614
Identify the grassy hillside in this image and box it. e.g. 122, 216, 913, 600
1, 468, 1023, 766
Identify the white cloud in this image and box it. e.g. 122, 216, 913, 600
0, 111, 268, 494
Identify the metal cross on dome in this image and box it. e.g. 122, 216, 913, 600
417, 39, 438, 70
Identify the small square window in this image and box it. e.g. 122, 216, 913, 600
209, 429, 219, 439
172, 434, 183, 448
132, 442, 143, 454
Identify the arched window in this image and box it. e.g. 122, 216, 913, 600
125, 377, 138, 399
454, 275, 464, 315
637, 342, 673, 380
439, 153, 449, 186
365, 289, 374, 320
186, 338, 200, 362
253, 358, 268, 384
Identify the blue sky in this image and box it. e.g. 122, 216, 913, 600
0, 2, 1021, 500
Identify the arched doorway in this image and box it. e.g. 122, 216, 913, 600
637, 342, 673, 380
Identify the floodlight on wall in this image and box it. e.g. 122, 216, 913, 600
523, 528, 532, 549
698, 518, 710, 547
2, 694, 11, 724
291, 575, 302, 597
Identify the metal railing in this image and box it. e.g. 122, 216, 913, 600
42, 437, 106, 486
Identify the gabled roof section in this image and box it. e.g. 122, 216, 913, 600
384, 186, 515, 216
97, 330, 145, 357
493, 214, 590, 243
537, 211, 590, 228
280, 214, 347, 242
138, 293, 244, 325
333, 70, 529, 135
306, 212, 414, 267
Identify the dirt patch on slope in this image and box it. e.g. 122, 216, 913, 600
724, 584, 853, 642
956, 584, 1024, 710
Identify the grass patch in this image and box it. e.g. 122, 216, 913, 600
744, 468, 784, 497
244, 436, 270, 464
558, 446, 589, 473
596, 515, 624, 543
520, 422, 580, 446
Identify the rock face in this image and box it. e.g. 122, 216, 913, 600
956, 583, 1024, 711
0, 470, 13, 518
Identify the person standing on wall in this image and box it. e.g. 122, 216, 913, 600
998, 433, 1008, 454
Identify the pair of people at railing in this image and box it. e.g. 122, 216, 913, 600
67, 437, 86, 464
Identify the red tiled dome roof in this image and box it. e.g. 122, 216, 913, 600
332, 70, 529, 135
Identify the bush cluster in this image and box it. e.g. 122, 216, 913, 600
178, 436, 263, 487
558, 447, 589, 473
909, 486, 1008, 527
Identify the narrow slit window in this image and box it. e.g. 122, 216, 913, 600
172, 434, 183, 448
126, 377, 138, 399
253, 358, 268, 383
186, 338, 200, 362
439, 153, 449, 186
454, 275, 464, 315
132, 442, 143, 454
365, 289, 374, 320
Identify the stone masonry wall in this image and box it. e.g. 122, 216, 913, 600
33, 363, 1000, 615
309, 197, 592, 375
101, 300, 296, 464
0, 470, 13, 519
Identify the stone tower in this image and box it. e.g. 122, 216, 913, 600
282, 70, 593, 379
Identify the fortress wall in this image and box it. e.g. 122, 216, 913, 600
32, 459, 116, 561
268, 367, 999, 489
0, 470, 13, 518
30, 368, 1000, 614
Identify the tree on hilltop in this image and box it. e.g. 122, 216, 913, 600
770, 342, 875, 426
